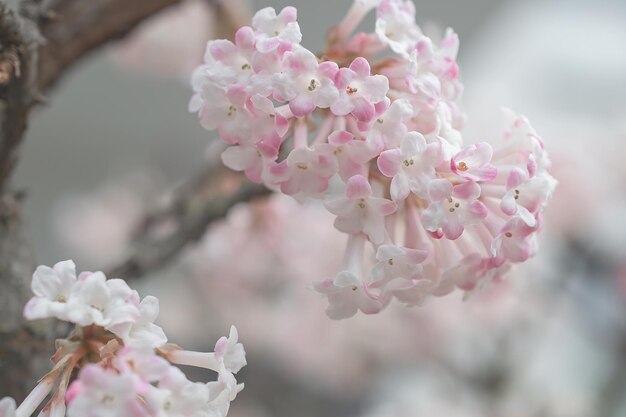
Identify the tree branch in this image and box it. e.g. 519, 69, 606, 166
34, 0, 187, 91
106, 167, 271, 279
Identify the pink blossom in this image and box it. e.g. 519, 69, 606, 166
272, 48, 339, 116
315, 130, 374, 181
23, 260, 77, 322
451, 142, 498, 181
314, 235, 382, 319
421, 180, 488, 240
185, 1, 557, 317
491, 216, 541, 263
221, 139, 280, 184
66, 366, 147, 417
501, 169, 556, 226
325, 175, 396, 244
370, 244, 428, 284
331, 57, 389, 123
375, 0, 421, 56
365, 98, 413, 151
377, 131, 442, 201
270, 147, 337, 198
251, 6, 302, 53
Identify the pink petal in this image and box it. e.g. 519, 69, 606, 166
427, 179, 452, 201
351, 97, 375, 123
349, 57, 371, 77
346, 175, 372, 199
390, 172, 410, 201
453, 181, 481, 200
328, 130, 354, 146
506, 168, 526, 189
377, 149, 402, 177
289, 95, 316, 117
443, 218, 464, 240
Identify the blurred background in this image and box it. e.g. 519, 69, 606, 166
13, 0, 626, 416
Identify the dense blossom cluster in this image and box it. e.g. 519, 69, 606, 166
1, 260, 245, 417
189, 0, 556, 319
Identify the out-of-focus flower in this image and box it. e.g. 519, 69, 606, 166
11, 261, 246, 417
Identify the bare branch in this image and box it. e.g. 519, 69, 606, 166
34, 0, 188, 91
106, 168, 271, 279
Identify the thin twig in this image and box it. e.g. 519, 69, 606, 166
105, 168, 271, 279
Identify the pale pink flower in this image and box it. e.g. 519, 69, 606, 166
251, 6, 302, 53
491, 216, 540, 263
325, 175, 396, 244
150, 368, 210, 417
23, 260, 77, 322
66, 272, 140, 329
108, 296, 168, 349
377, 131, 442, 201
314, 235, 382, 319
187, 0, 557, 317
364, 98, 413, 151
66, 366, 147, 417
370, 244, 428, 284
315, 130, 374, 181
331, 57, 389, 123
221, 139, 280, 184
214, 326, 247, 374
270, 147, 337, 198
375, 0, 421, 56
273, 48, 339, 116
501, 169, 556, 227
421, 180, 488, 240
451, 142, 497, 181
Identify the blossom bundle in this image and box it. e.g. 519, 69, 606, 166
1, 260, 246, 417
189, 0, 556, 318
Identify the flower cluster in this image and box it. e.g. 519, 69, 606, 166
189, 0, 556, 319
1, 260, 245, 417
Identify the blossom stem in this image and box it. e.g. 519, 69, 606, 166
15, 378, 55, 417
167, 350, 220, 372
312, 114, 335, 145
293, 118, 308, 149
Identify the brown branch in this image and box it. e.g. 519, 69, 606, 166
34, 0, 188, 91
105, 168, 271, 279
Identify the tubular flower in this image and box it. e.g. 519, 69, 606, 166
10, 260, 246, 417
189, 1, 557, 318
